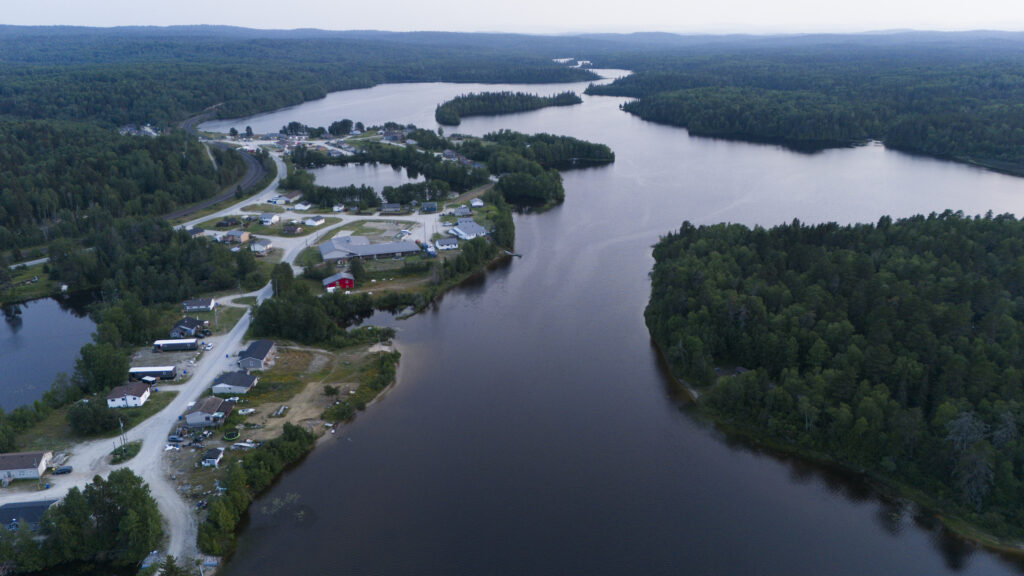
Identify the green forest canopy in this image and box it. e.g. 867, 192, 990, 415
434, 91, 582, 125
646, 211, 1024, 536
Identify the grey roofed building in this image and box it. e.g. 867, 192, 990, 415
188, 227, 205, 238
170, 316, 205, 338
202, 448, 224, 468
239, 340, 276, 371
435, 237, 459, 249
319, 236, 420, 262
450, 218, 487, 240
0, 500, 58, 531
453, 205, 472, 217
420, 202, 438, 213
183, 298, 216, 312
380, 203, 402, 213
211, 371, 258, 395
185, 396, 234, 427
0, 451, 53, 481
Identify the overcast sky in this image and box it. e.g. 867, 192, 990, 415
5, 0, 1024, 34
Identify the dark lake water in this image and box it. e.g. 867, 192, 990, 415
308, 163, 424, 191
0, 295, 95, 411
214, 71, 1024, 575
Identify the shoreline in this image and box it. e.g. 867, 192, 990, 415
646, 337, 1024, 560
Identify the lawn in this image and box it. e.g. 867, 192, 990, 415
1, 263, 56, 304
15, 391, 179, 452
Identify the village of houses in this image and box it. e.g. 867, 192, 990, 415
0, 129, 499, 540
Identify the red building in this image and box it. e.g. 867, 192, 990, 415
322, 272, 355, 291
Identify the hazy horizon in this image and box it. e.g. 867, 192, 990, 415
5, 0, 1024, 36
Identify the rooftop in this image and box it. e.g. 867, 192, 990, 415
186, 396, 234, 417
240, 340, 275, 361
322, 272, 356, 287
0, 451, 50, 472
107, 382, 150, 400
214, 371, 257, 390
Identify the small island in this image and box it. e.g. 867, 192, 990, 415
434, 91, 583, 125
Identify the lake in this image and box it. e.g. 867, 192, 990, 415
213, 71, 1024, 575
308, 163, 424, 191
0, 295, 95, 411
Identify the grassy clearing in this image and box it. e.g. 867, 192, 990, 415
242, 203, 284, 213
110, 440, 142, 464
190, 305, 246, 335
1, 263, 56, 304
234, 296, 257, 307
295, 246, 323, 268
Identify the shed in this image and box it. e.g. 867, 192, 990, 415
202, 448, 225, 468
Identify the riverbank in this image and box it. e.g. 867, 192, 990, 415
649, 332, 1024, 561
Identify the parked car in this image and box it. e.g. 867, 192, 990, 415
53, 466, 72, 475
168, 435, 183, 443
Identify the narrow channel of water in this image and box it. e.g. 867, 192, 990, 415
214, 72, 1024, 575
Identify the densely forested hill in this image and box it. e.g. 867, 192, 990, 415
586, 35, 1024, 173
646, 211, 1024, 538
0, 28, 598, 126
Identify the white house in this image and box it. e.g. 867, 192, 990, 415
202, 448, 224, 468
450, 218, 487, 241
0, 451, 53, 482
250, 238, 273, 255
106, 382, 151, 408
184, 397, 234, 428
303, 215, 325, 227
435, 237, 459, 250
470, 198, 484, 208
259, 213, 280, 226
293, 202, 312, 211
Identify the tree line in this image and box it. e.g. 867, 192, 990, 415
0, 121, 245, 248
434, 91, 582, 125
0, 469, 162, 572
586, 44, 1024, 174
646, 211, 1024, 537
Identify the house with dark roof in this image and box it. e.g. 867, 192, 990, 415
239, 340, 276, 371
202, 448, 224, 468
106, 382, 151, 408
212, 371, 258, 395
170, 316, 207, 339
380, 203, 402, 214
183, 298, 216, 313
453, 205, 472, 217
421, 202, 438, 213
188, 227, 205, 239
0, 500, 57, 531
0, 451, 53, 481
184, 397, 234, 428
223, 230, 249, 244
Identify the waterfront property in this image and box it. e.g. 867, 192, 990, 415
0, 451, 53, 482
106, 382, 151, 408
239, 340, 276, 371
322, 271, 355, 292
170, 316, 207, 339
184, 397, 234, 428
319, 235, 421, 263
212, 371, 258, 395
153, 338, 199, 352
450, 218, 487, 240
0, 500, 57, 531
129, 366, 177, 381
183, 298, 217, 313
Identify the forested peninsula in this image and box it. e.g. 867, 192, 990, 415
434, 91, 582, 125
645, 212, 1024, 542
586, 38, 1024, 174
